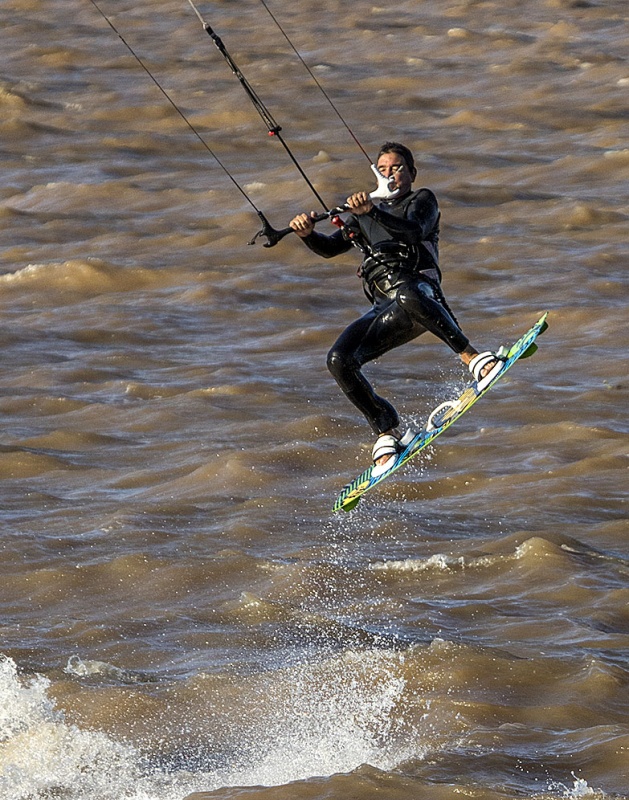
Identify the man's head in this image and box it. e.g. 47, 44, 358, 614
376, 142, 417, 195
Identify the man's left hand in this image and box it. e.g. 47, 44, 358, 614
346, 192, 373, 215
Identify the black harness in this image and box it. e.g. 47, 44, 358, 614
351, 191, 441, 302
359, 240, 422, 295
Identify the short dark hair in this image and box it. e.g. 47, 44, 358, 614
377, 141, 417, 179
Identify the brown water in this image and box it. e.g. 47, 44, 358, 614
0, 0, 627, 798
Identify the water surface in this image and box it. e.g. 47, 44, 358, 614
0, 1, 627, 798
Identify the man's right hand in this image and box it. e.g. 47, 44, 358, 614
289, 212, 317, 238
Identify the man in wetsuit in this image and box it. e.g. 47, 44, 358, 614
290, 141, 501, 471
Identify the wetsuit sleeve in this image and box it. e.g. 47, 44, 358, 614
365, 189, 439, 245
300, 228, 353, 258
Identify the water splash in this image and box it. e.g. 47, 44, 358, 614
65, 655, 156, 685
548, 774, 606, 799
0, 655, 142, 800
0, 649, 411, 800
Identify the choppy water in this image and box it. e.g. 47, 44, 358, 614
1, 0, 628, 798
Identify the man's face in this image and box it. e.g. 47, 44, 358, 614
376, 151, 414, 196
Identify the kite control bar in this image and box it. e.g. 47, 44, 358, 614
249, 165, 398, 247
248, 207, 345, 247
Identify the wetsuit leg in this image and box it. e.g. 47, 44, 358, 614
396, 279, 469, 353
327, 297, 424, 435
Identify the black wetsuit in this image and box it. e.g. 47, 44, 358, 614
301, 188, 470, 435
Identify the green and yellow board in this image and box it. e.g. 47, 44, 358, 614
333, 312, 549, 512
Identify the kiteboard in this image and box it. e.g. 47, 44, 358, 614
333, 312, 549, 512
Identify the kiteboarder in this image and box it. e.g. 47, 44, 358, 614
290, 141, 502, 469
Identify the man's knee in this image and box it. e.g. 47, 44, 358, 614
327, 346, 351, 381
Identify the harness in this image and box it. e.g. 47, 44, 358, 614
352, 190, 441, 302
360, 241, 421, 291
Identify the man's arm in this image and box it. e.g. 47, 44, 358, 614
365, 189, 439, 243
289, 212, 353, 258
301, 228, 352, 258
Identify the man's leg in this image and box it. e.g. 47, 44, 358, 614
327, 300, 423, 436
396, 279, 500, 380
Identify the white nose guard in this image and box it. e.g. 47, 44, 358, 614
368, 163, 400, 201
